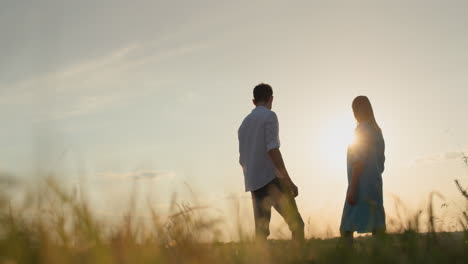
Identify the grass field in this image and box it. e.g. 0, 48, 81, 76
1, 177, 467, 264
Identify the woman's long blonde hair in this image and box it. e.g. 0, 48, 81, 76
352, 96, 381, 132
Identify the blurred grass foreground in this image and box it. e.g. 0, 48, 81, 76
0, 175, 467, 264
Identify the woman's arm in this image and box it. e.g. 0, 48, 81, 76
347, 124, 372, 205
347, 161, 364, 205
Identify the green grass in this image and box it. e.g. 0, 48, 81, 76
1, 178, 467, 264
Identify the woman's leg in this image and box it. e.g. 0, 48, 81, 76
340, 231, 354, 246
372, 228, 385, 238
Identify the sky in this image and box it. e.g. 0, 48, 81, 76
1, 0, 468, 239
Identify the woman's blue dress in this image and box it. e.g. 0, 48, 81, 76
340, 122, 386, 233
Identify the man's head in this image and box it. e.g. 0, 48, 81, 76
253, 83, 274, 109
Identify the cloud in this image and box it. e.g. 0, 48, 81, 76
0, 38, 209, 122
42, 95, 119, 121
223, 192, 251, 201
97, 170, 176, 181
54, 45, 139, 80
414, 150, 467, 164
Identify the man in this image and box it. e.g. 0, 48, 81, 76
238, 83, 304, 241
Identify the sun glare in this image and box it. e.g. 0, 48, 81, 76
319, 113, 356, 168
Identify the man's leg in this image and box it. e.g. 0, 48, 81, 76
251, 190, 272, 240
372, 228, 385, 238
269, 181, 305, 242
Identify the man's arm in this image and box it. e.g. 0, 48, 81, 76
268, 148, 298, 197
265, 112, 297, 196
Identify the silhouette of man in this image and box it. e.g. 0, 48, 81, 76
238, 83, 304, 242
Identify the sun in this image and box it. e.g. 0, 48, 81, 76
318, 113, 356, 167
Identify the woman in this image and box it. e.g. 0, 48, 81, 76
340, 96, 386, 242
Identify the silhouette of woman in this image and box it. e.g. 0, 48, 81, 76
340, 96, 386, 242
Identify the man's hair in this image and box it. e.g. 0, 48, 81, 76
253, 83, 273, 102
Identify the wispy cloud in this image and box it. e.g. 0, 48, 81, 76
414, 149, 467, 164
0, 38, 209, 122
54, 45, 140, 81
42, 95, 119, 121
223, 192, 251, 201
97, 170, 176, 181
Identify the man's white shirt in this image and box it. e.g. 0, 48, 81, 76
238, 106, 280, 192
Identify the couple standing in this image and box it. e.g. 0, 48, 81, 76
238, 83, 386, 242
